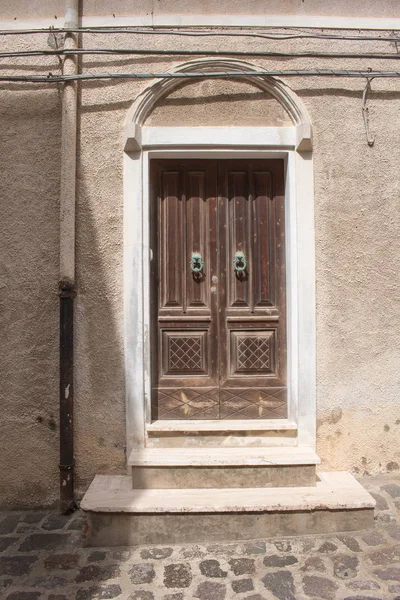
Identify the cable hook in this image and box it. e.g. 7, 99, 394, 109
362, 76, 375, 147
48, 25, 63, 69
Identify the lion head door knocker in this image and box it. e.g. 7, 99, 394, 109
233, 251, 247, 280
190, 252, 204, 281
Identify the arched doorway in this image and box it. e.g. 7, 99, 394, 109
123, 59, 316, 458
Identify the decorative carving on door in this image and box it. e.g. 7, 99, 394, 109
164, 331, 207, 375
219, 387, 287, 420
150, 159, 286, 420
232, 331, 274, 374
152, 388, 220, 420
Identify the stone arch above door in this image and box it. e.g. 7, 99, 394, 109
145, 79, 292, 128
124, 58, 312, 152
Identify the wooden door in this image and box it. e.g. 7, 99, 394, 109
150, 159, 287, 420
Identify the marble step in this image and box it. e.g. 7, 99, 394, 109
128, 446, 320, 488
146, 419, 297, 433
80, 471, 376, 547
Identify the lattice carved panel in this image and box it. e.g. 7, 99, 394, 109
230, 330, 275, 376
162, 331, 208, 376
220, 387, 287, 420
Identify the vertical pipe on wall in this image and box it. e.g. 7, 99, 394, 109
59, 0, 79, 514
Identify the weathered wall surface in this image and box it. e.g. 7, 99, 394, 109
76, 31, 400, 492
310, 78, 400, 475
0, 34, 62, 507
0, 23, 399, 507
2, 0, 400, 20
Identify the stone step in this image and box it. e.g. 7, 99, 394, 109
146, 418, 297, 433
128, 446, 319, 488
80, 472, 376, 547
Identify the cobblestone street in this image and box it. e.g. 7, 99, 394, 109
1, 475, 400, 600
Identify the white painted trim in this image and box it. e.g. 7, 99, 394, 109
124, 62, 316, 459
3, 15, 400, 31
295, 149, 317, 448
124, 151, 146, 452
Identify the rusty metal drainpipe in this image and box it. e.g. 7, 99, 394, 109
59, 0, 79, 514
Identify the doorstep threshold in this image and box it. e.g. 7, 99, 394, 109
128, 446, 320, 467
146, 418, 297, 433
81, 471, 375, 514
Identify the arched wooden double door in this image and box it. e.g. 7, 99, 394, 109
150, 159, 287, 420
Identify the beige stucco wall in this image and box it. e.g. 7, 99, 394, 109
0, 53, 62, 507
1, 24, 399, 507
1, 0, 400, 20
0, 33, 63, 508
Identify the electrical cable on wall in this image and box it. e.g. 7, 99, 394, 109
1, 69, 400, 83
1, 26, 400, 43
3, 48, 400, 59
0, 25, 391, 146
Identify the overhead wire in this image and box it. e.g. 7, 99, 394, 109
0, 26, 393, 146
1, 26, 400, 85
1, 48, 400, 60
2, 69, 400, 84
0, 26, 400, 43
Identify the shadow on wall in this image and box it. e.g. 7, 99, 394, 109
0, 86, 62, 508
0, 81, 127, 508
74, 95, 126, 500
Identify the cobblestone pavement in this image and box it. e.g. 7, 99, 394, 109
1, 475, 400, 600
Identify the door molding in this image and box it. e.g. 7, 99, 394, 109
124, 58, 312, 153
123, 59, 316, 455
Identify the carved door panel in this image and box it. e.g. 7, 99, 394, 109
150, 160, 219, 419
217, 160, 287, 419
150, 159, 286, 420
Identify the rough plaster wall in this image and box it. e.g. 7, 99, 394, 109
307, 79, 400, 476
3, 1, 400, 20
0, 32, 62, 507
1, 26, 400, 507
74, 105, 127, 498
0, 1, 65, 20
75, 31, 400, 491
81, 0, 400, 18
